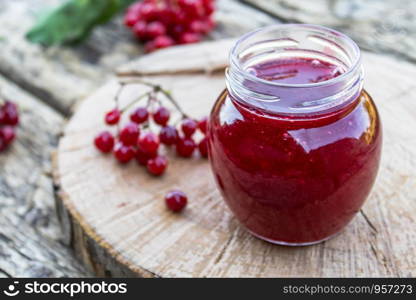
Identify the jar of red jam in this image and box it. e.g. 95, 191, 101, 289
208, 24, 382, 245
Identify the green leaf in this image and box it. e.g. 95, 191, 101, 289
26, 0, 136, 46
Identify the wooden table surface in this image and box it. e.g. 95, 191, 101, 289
0, 0, 414, 277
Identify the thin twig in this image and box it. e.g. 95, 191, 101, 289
114, 83, 125, 132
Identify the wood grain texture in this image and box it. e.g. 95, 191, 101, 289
0, 75, 89, 277
242, 0, 416, 63
54, 40, 416, 277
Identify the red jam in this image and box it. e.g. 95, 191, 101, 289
209, 57, 382, 245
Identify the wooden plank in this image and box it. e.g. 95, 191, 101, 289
0, 0, 276, 114
0, 75, 89, 277
54, 40, 416, 277
242, 0, 416, 63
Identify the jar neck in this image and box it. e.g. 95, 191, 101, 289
226, 24, 363, 117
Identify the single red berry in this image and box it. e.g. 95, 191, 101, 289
165, 190, 188, 212
179, 32, 201, 44
138, 132, 160, 155
147, 155, 168, 176
181, 118, 198, 137
105, 109, 121, 125
173, 11, 190, 26
159, 125, 178, 146
198, 116, 208, 134
158, 8, 176, 25
203, 16, 215, 31
127, 1, 143, 14
198, 136, 208, 158
146, 21, 167, 39
113, 143, 135, 163
136, 146, 157, 166
169, 24, 186, 39
94, 131, 115, 153
0, 137, 6, 152
153, 35, 175, 49
153, 106, 170, 126
133, 21, 148, 40
203, 0, 215, 15
176, 137, 196, 157
130, 107, 149, 124
119, 122, 140, 146
3, 101, 19, 126
0, 126, 16, 145
124, 12, 139, 27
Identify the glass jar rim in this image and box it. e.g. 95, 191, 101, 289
230, 24, 362, 89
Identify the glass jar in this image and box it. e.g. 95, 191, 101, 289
208, 24, 382, 245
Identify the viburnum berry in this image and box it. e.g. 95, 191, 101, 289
147, 155, 168, 176
0, 100, 19, 152
165, 190, 188, 212
94, 131, 115, 153
124, 12, 139, 27
176, 137, 196, 157
94, 72, 212, 186
138, 132, 160, 155
124, 0, 216, 51
0, 109, 6, 124
105, 108, 121, 125
130, 107, 149, 124
198, 116, 208, 134
159, 125, 178, 146
136, 146, 157, 166
2, 101, 19, 126
179, 32, 201, 44
198, 136, 208, 158
0, 137, 6, 152
119, 122, 140, 146
153, 106, 170, 126
138, 2, 158, 21
113, 143, 135, 163
178, 0, 202, 18
181, 118, 198, 137
127, 1, 143, 14
0, 126, 16, 145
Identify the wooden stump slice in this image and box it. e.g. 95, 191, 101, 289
54, 40, 416, 277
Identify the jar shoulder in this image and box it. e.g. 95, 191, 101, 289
209, 89, 381, 151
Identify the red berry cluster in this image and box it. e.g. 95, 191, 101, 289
0, 101, 18, 152
124, 0, 215, 52
94, 81, 208, 178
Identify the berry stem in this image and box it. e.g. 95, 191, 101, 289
159, 89, 189, 119
117, 78, 190, 119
